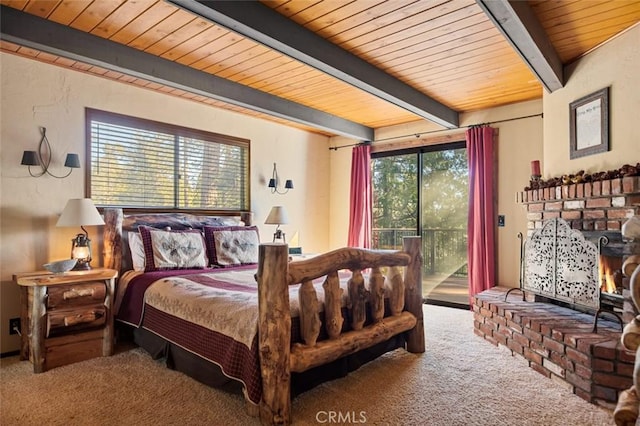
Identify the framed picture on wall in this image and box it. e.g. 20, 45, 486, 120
569, 87, 609, 159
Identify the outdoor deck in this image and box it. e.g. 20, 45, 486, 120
423, 274, 469, 307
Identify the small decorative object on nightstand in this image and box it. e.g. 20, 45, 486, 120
13, 268, 118, 373
43, 259, 77, 274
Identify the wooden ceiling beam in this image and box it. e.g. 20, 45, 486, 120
0, 5, 373, 141
167, 0, 460, 129
476, 0, 564, 92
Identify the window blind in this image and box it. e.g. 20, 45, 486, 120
87, 109, 249, 210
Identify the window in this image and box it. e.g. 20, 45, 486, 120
86, 108, 249, 211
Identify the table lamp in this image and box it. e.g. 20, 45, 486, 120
56, 198, 105, 270
264, 206, 289, 243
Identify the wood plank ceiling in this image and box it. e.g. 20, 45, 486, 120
1, 0, 639, 139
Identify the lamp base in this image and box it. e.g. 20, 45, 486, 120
272, 229, 286, 243
72, 261, 92, 271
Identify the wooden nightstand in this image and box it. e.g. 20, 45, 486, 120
14, 268, 118, 373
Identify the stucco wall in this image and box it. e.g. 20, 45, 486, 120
0, 53, 331, 353
543, 24, 640, 178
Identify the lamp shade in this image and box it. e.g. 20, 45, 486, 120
56, 198, 105, 227
21, 150, 40, 166
64, 153, 81, 168
264, 206, 289, 225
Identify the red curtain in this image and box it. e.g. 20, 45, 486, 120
466, 126, 496, 305
347, 144, 372, 248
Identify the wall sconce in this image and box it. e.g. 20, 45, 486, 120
21, 127, 80, 178
56, 198, 105, 270
268, 162, 293, 194
265, 206, 289, 243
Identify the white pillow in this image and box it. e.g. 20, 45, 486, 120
128, 232, 146, 271
211, 228, 259, 266
149, 229, 208, 269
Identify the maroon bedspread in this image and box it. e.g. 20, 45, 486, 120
116, 266, 257, 327
115, 265, 262, 404
115, 266, 377, 406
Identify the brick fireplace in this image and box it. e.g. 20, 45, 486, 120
473, 175, 640, 408
518, 175, 640, 324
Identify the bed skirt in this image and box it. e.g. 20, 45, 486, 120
131, 325, 406, 399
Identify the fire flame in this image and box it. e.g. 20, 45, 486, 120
599, 255, 622, 294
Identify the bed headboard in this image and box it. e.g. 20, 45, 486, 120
102, 208, 253, 275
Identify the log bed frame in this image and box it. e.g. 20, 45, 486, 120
102, 208, 425, 425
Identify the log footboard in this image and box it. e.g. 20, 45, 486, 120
257, 237, 424, 425
290, 311, 417, 372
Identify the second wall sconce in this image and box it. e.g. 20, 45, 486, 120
21, 127, 80, 178
268, 162, 293, 194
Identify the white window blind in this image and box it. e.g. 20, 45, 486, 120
87, 109, 249, 210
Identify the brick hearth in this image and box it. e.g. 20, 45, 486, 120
474, 174, 640, 408
473, 287, 634, 408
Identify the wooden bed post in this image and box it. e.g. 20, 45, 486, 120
103, 208, 123, 272
403, 236, 425, 353
257, 243, 292, 425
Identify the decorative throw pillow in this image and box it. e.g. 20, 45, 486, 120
139, 226, 208, 271
204, 226, 259, 267
128, 232, 146, 271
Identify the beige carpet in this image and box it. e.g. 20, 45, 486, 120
1, 305, 615, 425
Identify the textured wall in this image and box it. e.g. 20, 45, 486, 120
543, 24, 640, 178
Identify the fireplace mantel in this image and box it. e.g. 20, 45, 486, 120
517, 176, 640, 233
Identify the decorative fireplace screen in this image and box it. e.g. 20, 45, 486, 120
523, 218, 600, 310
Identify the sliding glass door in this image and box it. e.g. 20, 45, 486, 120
420, 144, 468, 306
372, 142, 469, 307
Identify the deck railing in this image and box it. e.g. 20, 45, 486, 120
372, 228, 468, 276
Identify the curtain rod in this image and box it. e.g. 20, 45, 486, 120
328, 112, 543, 151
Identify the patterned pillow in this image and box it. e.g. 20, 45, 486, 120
139, 226, 208, 272
204, 226, 259, 267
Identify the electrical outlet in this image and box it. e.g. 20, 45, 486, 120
9, 318, 21, 335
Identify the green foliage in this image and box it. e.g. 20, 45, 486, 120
421, 148, 468, 229
372, 147, 468, 230
372, 154, 418, 229
372, 147, 469, 277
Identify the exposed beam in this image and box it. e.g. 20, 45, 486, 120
476, 0, 563, 92
0, 6, 373, 141
167, 0, 460, 129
